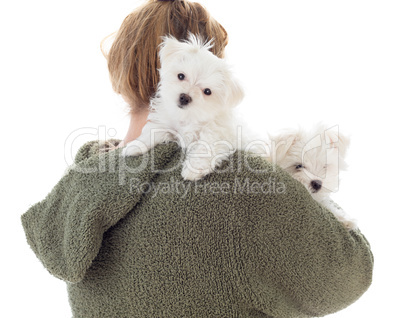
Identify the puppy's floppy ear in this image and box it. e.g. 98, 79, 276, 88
159, 36, 184, 65
225, 75, 245, 107
337, 133, 350, 158
324, 126, 350, 158
269, 130, 300, 164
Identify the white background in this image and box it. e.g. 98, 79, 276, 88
1, 0, 401, 317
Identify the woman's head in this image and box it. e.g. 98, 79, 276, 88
103, 0, 228, 113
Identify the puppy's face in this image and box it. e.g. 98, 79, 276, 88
271, 126, 350, 201
156, 35, 244, 122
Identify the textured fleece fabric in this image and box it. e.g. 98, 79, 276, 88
21, 140, 373, 318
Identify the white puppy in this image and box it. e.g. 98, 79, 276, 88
122, 34, 244, 181
269, 125, 357, 230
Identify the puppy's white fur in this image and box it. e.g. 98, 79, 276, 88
269, 125, 357, 230
122, 34, 244, 181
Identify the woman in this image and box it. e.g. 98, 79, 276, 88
21, 1, 373, 317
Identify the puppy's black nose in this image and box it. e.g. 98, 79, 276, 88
311, 180, 322, 192
179, 93, 192, 106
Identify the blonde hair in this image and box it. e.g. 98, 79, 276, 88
102, 0, 228, 113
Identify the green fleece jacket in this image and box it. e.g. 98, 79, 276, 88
21, 140, 373, 318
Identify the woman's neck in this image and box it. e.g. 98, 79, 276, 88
118, 109, 149, 148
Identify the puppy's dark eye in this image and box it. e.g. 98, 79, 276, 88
178, 73, 185, 80
295, 164, 304, 170
204, 88, 212, 95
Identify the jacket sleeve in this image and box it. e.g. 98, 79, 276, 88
237, 166, 373, 317
21, 141, 137, 283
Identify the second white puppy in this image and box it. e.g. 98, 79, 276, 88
122, 34, 244, 181
269, 125, 358, 230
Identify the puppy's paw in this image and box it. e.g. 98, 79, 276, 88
340, 217, 358, 231
181, 167, 207, 181
333, 210, 358, 231
321, 199, 358, 231
181, 159, 213, 181
121, 140, 148, 157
